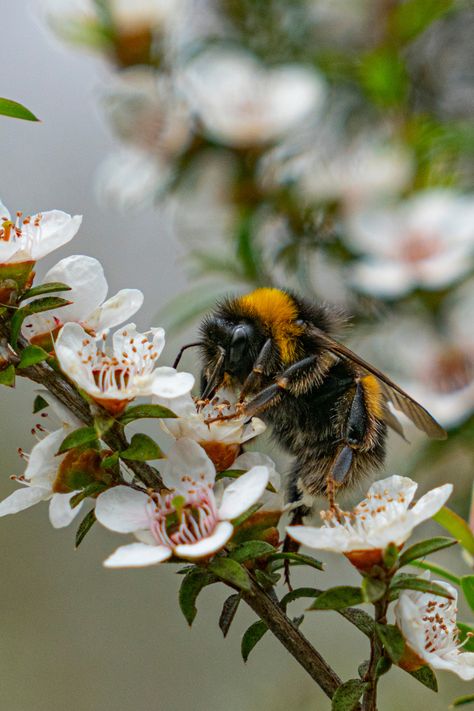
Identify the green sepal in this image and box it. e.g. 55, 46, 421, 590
375, 623, 405, 663
94, 411, 115, 438
331, 679, 367, 711
75, 509, 96, 548
308, 586, 364, 611
382, 542, 399, 569
399, 537, 457, 567
120, 433, 163, 461
0, 364, 15, 387
218, 593, 241, 638
178, 568, 216, 626
241, 620, 267, 662
70, 482, 108, 509
33, 394, 49, 413
17, 345, 49, 369
57, 426, 98, 454
408, 665, 438, 692
119, 403, 177, 425
208, 557, 251, 592
229, 540, 275, 563
230, 503, 261, 529
20, 282, 71, 300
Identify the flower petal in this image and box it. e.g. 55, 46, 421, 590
409, 483, 453, 526
163, 438, 215, 493
54, 322, 97, 393
27, 211, 82, 260
87, 289, 144, 333
104, 542, 171, 568
218, 465, 269, 520
24, 428, 66, 487
48, 492, 83, 528
174, 520, 233, 559
42, 254, 108, 322
0, 486, 50, 516
151, 367, 195, 399
95, 486, 150, 533
286, 524, 355, 552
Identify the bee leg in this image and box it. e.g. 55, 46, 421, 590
238, 338, 273, 402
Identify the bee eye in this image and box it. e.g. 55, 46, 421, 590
228, 325, 249, 371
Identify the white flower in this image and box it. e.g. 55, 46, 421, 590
95, 438, 270, 567
181, 47, 325, 148
0, 200, 81, 266
22, 254, 144, 345
0, 393, 84, 528
287, 475, 452, 569
347, 190, 474, 298
395, 577, 474, 680
158, 390, 266, 471
55, 322, 194, 414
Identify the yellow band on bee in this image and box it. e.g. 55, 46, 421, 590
360, 374, 383, 420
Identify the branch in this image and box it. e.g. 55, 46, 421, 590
242, 577, 341, 699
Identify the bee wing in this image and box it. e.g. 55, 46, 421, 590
307, 327, 447, 440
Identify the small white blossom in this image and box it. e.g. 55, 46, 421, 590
95, 438, 270, 566
0, 200, 81, 266
347, 190, 474, 298
22, 254, 144, 344
287, 475, 452, 569
55, 322, 194, 414
181, 47, 326, 148
395, 577, 474, 680
0, 393, 84, 528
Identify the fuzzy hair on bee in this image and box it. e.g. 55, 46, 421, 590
194, 287, 446, 510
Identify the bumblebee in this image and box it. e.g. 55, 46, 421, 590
176, 287, 446, 511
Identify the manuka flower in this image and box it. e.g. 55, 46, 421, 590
157, 390, 266, 471
181, 46, 325, 148
55, 322, 193, 414
395, 576, 474, 680
347, 190, 474, 298
0, 393, 90, 528
95, 438, 270, 567
22, 254, 143, 348
0, 200, 81, 300
287, 475, 452, 570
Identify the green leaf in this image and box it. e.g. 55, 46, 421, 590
280, 587, 322, 612
218, 593, 241, 637
119, 403, 177, 425
18, 345, 49, 369
461, 576, 474, 613
229, 540, 275, 563
120, 433, 163, 461
94, 411, 115, 438
241, 620, 267, 662
70, 482, 107, 509
208, 557, 251, 592
101, 451, 120, 470
268, 551, 324, 572
0, 364, 15, 387
390, 577, 455, 600
308, 586, 364, 611
392, 0, 454, 43
58, 426, 98, 454
457, 622, 474, 652
33, 394, 49, 413
375, 623, 405, 663
21, 282, 71, 300
331, 679, 367, 711
408, 665, 438, 692
230, 503, 261, 529
178, 568, 216, 626
75, 509, 96, 548
362, 577, 386, 603
452, 694, 474, 707
0, 97, 39, 122
410, 560, 461, 585
338, 608, 375, 638
399, 537, 457, 567
434, 507, 474, 556
359, 48, 408, 106
215, 469, 246, 481
10, 296, 71, 347
375, 657, 392, 678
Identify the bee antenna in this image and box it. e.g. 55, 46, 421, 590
173, 342, 203, 370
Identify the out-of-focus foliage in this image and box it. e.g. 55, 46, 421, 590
44, 0, 474, 494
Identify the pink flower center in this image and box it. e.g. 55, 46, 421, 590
149, 486, 219, 549
399, 231, 442, 264
427, 348, 474, 394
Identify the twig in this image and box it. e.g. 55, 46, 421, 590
362, 599, 388, 711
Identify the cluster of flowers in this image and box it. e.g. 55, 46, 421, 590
0, 198, 473, 686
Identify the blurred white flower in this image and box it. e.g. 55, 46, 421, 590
181, 47, 325, 148
95, 438, 270, 566
22, 254, 143, 346
347, 190, 474, 298
287, 475, 452, 570
96, 69, 192, 208
158, 390, 266, 471
0, 200, 81, 267
395, 577, 474, 680
307, 0, 372, 48
0, 393, 84, 528
55, 322, 194, 414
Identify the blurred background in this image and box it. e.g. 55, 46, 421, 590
0, 1, 473, 709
